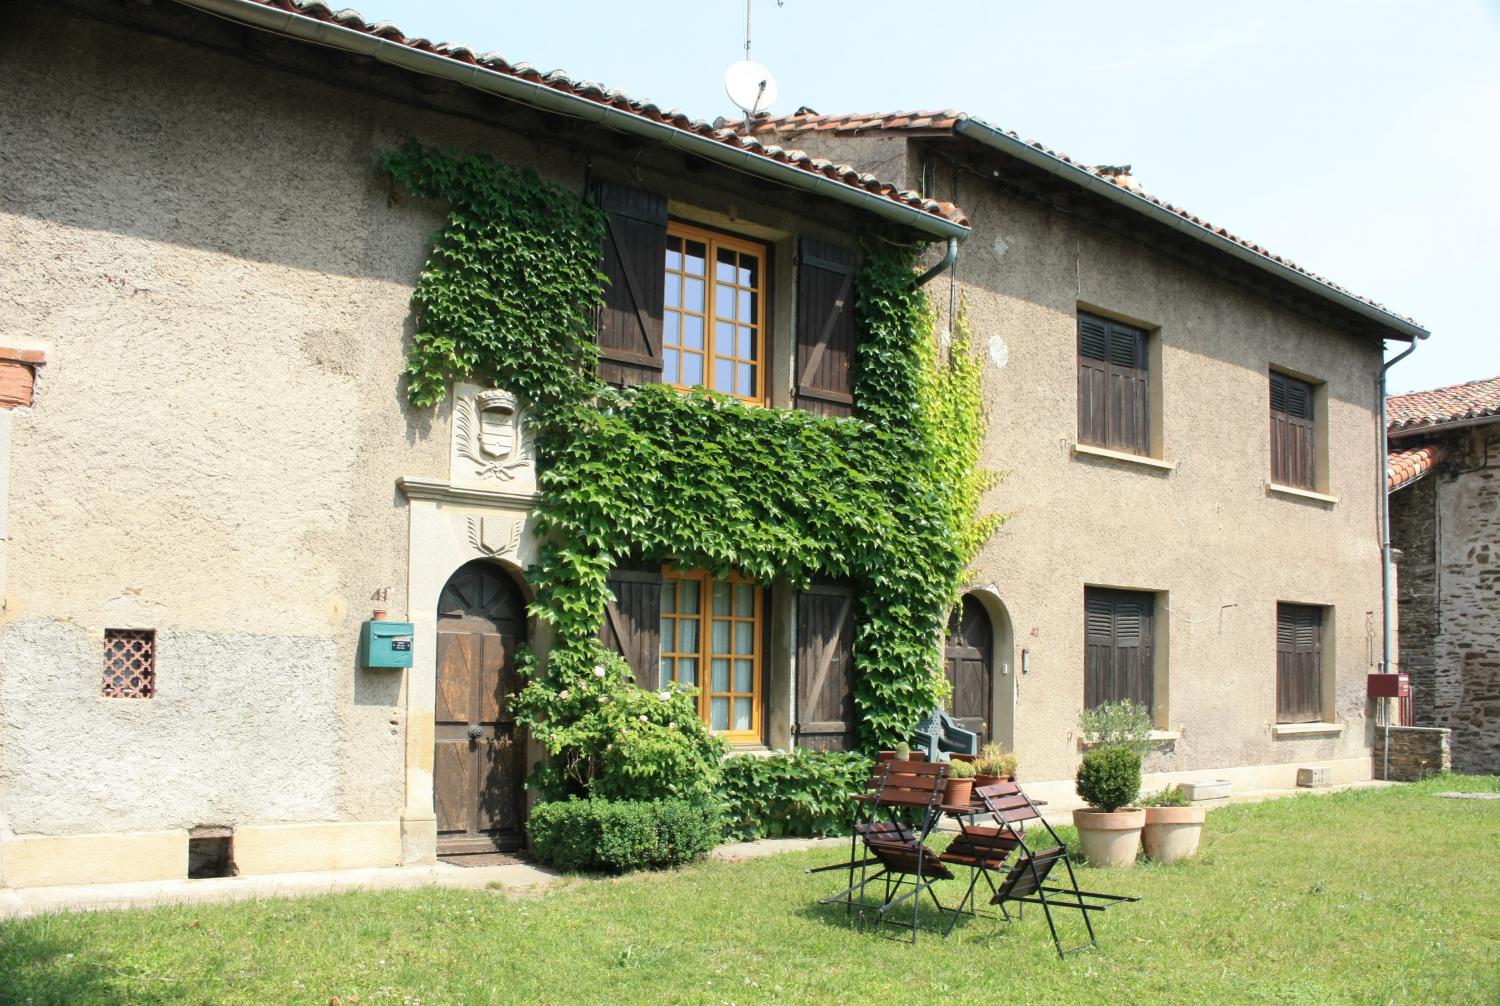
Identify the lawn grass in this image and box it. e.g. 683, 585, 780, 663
3, 775, 1498, 1005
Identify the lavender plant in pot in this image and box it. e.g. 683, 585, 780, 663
972, 743, 1017, 789
1073, 746, 1144, 868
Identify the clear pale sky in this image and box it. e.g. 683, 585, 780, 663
366, 0, 1498, 393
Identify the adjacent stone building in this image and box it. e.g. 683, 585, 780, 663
1388, 376, 1500, 774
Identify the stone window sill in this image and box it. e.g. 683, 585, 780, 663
1273, 722, 1344, 738
1071, 442, 1177, 472
1266, 482, 1339, 505
1078, 729, 1180, 750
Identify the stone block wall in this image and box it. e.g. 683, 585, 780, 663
1392, 425, 1500, 774
1374, 725, 1452, 781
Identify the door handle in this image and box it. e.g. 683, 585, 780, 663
467, 725, 484, 740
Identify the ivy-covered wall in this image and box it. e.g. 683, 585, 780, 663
385, 144, 998, 798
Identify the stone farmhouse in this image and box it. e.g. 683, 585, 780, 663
0, 1, 1425, 890
1388, 376, 1500, 774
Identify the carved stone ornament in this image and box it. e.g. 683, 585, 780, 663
467, 516, 522, 558
451, 384, 536, 491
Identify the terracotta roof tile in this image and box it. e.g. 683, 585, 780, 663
1388, 375, 1500, 434
1387, 444, 1442, 492
735, 110, 1418, 327
187, 3, 967, 229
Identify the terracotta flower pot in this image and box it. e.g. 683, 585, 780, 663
944, 777, 974, 807
973, 773, 1015, 790
1142, 805, 1206, 864
1072, 808, 1146, 869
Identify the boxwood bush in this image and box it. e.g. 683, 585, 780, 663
1075, 746, 1142, 812
527, 798, 721, 873
717, 750, 873, 841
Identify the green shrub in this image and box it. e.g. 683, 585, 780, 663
716, 750, 873, 842
1079, 700, 1154, 755
527, 798, 721, 873
947, 758, 976, 778
1141, 784, 1191, 807
1076, 747, 1142, 812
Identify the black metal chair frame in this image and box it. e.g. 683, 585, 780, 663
958, 782, 1139, 957
813, 759, 954, 943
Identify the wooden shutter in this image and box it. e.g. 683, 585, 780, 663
1270, 372, 1316, 489
1276, 604, 1323, 723
1083, 588, 1155, 710
594, 180, 667, 387
1077, 312, 1150, 455
599, 563, 662, 689
794, 238, 858, 416
794, 582, 855, 750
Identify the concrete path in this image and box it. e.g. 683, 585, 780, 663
0, 836, 848, 921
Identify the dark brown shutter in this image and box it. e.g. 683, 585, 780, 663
1077, 312, 1149, 456
1270, 371, 1316, 489
1276, 603, 1323, 723
794, 238, 858, 416
599, 563, 662, 689
794, 582, 855, 750
1083, 587, 1155, 710
593, 180, 667, 387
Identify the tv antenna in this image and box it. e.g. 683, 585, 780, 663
724, 0, 780, 116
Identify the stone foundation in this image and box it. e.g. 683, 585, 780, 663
1374, 725, 1452, 781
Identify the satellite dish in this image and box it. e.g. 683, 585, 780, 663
724, 59, 778, 116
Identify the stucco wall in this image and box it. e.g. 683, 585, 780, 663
919, 155, 1388, 783
0, 0, 907, 853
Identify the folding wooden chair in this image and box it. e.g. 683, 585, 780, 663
936, 824, 1025, 935
967, 782, 1138, 957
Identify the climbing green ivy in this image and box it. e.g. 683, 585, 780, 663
385, 146, 1001, 796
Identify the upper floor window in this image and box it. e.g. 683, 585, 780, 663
664, 224, 766, 405
1269, 371, 1318, 490
660, 568, 763, 741
1077, 311, 1150, 456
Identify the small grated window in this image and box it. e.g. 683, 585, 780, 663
103, 629, 156, 698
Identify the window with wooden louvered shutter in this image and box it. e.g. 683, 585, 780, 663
1276, 603, 1324, 723
1083, 587, 1156, 711
794, 582, 855, 750
1077, 312, 1151, 456
794, 238, 859, 416
593, 180, 667, 388
599, 563, 663, 689
1269, 371, 1317, 490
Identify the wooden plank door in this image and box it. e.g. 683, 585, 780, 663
795, 583, 855, 751
944, 594, 993, 741
434, 561, 527, 855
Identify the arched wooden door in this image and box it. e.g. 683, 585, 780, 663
434, 560, 527, 855
945, 594, 993, 742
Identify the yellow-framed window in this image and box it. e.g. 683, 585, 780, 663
663, 223, 766, 405
659, 568, 763, 742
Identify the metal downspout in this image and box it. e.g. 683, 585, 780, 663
917, 237, 959, 288
1379, 336, 1424, 779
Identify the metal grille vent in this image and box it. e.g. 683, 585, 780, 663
103, 629, 156, 698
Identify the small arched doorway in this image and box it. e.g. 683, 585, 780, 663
945, 594, 994, 742
433, 559, 527, 855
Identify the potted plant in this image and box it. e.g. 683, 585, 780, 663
944, 757, 976, 806
972, 743, 1017, 788
1072, 746, 1144, 868
1139, 784, 1206, 864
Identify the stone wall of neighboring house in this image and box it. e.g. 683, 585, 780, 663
0, 0, 875, 878
1393, 425, 1500, 774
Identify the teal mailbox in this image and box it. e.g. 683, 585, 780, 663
360, 619, 414, 669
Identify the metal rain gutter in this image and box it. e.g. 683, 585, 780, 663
952, 118, 1429, 342
171, 0, 970, 241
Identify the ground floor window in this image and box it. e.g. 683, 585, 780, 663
1084, 587, 1156, 711
1276, 603, 1325, 723
660, 569, 762, 741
